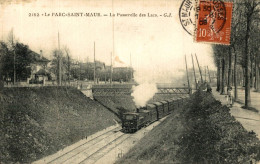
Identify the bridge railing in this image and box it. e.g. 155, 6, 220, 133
156, 87, 191, 95
90, 84, 191, 97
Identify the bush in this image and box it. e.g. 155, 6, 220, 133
177, 90, 260, 163
118, 90, 260, 164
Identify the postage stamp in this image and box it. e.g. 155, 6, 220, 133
194, 0, 233, 45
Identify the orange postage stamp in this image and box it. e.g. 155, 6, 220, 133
195, 0, 233, 45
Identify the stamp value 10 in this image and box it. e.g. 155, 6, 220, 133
195, 0, 233, 45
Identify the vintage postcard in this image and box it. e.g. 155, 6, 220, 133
0, 0, 260, 163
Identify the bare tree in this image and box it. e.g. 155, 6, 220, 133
50, 49, 64, 85
63, 46, 71, 85
243, 0, 259, 108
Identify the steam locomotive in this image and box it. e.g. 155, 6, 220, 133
122, 96, 189, 133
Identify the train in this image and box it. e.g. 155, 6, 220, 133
122, 96, 189, 133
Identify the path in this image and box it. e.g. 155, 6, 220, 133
212, 87, 260, 139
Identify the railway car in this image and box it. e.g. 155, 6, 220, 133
171, 98, 178, 109
166, 99, 174, 113
146, 104, 158, 122
122, 112, 147, 132
176, 97, 182, 107
153, 102, 164, 119
138, 110, 151, 126
160, 100, 169, 116
122, 96, 190, 133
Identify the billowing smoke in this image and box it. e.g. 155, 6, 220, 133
131, 64, 186, 107
131, 83, 157, 107
131, 68, 158, 107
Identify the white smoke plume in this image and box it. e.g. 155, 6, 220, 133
131, 83, 157, 107
131, 64, 186, 107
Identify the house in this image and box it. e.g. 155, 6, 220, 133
86, 61, 106, 71
28, 50, 50, 84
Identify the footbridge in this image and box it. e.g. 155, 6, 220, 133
80, 84, 191, 97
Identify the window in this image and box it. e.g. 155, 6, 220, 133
125, 115, 135, 120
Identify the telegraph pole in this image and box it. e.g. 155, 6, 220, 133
110, 52, 113, 84
191, 54, 197, 89
207, 66, 211, 83
1, 22, 3, 41
130, 53, 133, 81
185, 55, 191, 94
0, 23, 3, 88
93, 42, 96, 84
112, 0, 115, 84
58, 32, 61, 86
12, 30, 16, 85
205, 66, 207, 82
195, 53, 203, 83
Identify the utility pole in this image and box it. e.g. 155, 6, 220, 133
1, 22, 3, 41
110, 52, 113, 84
205, 66, 207, 82
112, 0, 115, 85
12, 30, 16, 85
130, 53, 133, 81
207, 66, 211, 83
195, 53, 203, 83
94, 42, 96, 84
67, 54, 70, 85
185, 55, 191, 94
0, 23, 3, 88
79, 62, 81, 81
191, 54, 197, 89
58, 32, 61, 86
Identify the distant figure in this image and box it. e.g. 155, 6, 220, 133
206, 82, 212, 93
197, 80, 201, 88
227, 86, 233, 107
199, 81, 207, 91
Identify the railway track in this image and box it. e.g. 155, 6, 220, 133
47, 126, 122, 164
59, 131, 128, 164
34, 117, 168, 164
79, 133, 131, 164
33, 125, 121, 164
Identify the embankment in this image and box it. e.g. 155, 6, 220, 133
117, 90, 260, 163
95, 95, 136, 119
0, 87, 118, 163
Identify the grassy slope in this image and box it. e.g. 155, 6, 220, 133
117, 91, 260, 164
0, 87, 118, 163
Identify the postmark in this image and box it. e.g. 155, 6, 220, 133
179, 0, 197, 35
195, 0, 233, 45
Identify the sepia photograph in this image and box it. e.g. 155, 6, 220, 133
0, 0, 260, 163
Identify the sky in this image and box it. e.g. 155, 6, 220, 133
0, 0, 216, 83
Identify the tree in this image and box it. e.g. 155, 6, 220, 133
14, 42, 32, 81
242, 0, 259, 108
0, 41, 9, 88
0, 40, 33, 82
50, 49, 64, 85
212, 0, 260, 108
212, 45, 229, 94
63, 46, 71, 84
230, 5, 245, 101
